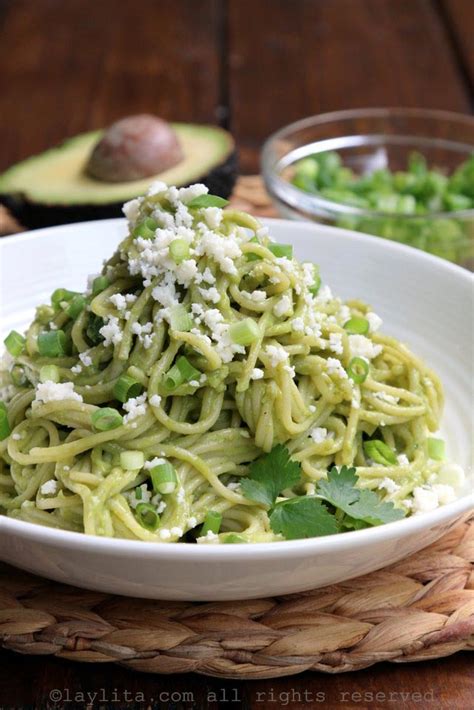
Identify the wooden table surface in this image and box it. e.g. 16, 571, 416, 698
0, 0, 472, 707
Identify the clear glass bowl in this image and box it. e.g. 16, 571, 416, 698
262, 108, 474, 268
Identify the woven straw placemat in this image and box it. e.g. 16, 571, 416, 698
0, 517, 472, 678
1, 178, 473, 678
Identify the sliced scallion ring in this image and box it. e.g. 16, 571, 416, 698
347, 357, 369, 384
135, 502, 160, 531
150, 462, 178, 494
363, 439, 397, 466
91, 407, 123, 431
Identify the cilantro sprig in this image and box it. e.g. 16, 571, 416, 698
241, 447, 405, 540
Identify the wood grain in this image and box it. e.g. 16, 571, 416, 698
0, 649, 472, 708
441, 0, 474, 89
228, 0, 472, 171
0, 0, 222, 172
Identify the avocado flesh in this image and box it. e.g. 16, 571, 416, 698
0, 124, 234, 205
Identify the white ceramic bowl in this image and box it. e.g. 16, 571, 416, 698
0, 219, 472, 601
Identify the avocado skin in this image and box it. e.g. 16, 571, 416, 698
1, 150, 238, 230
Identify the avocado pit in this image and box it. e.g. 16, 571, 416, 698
86, 114, 184, 182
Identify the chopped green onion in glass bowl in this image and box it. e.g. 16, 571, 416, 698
262, 108, 474, 268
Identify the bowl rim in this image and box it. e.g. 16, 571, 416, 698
0, 217, 473, 557
262, 107, 474, 220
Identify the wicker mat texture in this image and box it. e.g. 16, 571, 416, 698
0, 517, 472, 678
1, 178, 473, 677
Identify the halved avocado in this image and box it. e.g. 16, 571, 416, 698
0, 123, 237, 228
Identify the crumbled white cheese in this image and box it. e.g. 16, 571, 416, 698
99, 316, 123, 347
273, 294, 292, 318
34, 381, 83, 405
349, 335, 382, 361
198, 286, 221, 304
170, 526, 183, 537
71, 364, 82, 374
265, 345, 289, 367
79, 351, 93, 367
367, 312, 383, 333
250, 368, 264, 380
291, 317, 305, 332
187, 516, 198, 528
109, 293, 137, 314
412, 486, 439, 513
326, 357, 348, 379
159, 528, 171, 540
147, 181, 168, 197
40, 480, 58, 495
379, 477, 400, 494
328, 332, 343, 355
123, 393, 147, 424
11, 432, 22, 441
397, 454, 409, 466
310, 427, 328, 444
194, 225, 241, 275
202, 207, 223, 230
308, 405, 316, 413
241, 289, 266, 303
122, 197, 143, 224
149, 394, 162, 407
197, 530, 219, 543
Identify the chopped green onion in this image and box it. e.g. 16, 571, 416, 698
229, 318, 260, 346
37, 330, 68, 357
113, 375, 143, 403
4, 330, 25, 357
120, 450, 145, 471
91, 407, 123, 431
66, 295, 86, 319
223, 533, 247, 544
269, 243, 293, 259
347, 357, 369, 384
169, 239, 190, 264
39, 365, 60, 383
428, 437, 446, 461
169, 305, 193, 332
0, 402, 11, 440
186, 194, 229, 209
164, 356, 200, 390
51, 288, 79, 307
132, 218, 158, 240
201, 510, 222, 536
92, 276, 109, 296
135, 502, 160, 531
309, 273, 321, 296
150, 462, 178, 494
11, 365, 27, 387
343, 317, 369, 335
363, 439, 397, 466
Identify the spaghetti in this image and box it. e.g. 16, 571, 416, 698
0, 182, 462, 542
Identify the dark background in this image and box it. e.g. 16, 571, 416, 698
0, 0, 472, 707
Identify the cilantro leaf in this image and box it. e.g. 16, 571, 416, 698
240, 445, 302, 507
343, 489, 406, 526
270, 497, 339, 540
316, 465, 405, 527
317, 465, 360, 509
186, 194, 229, 209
